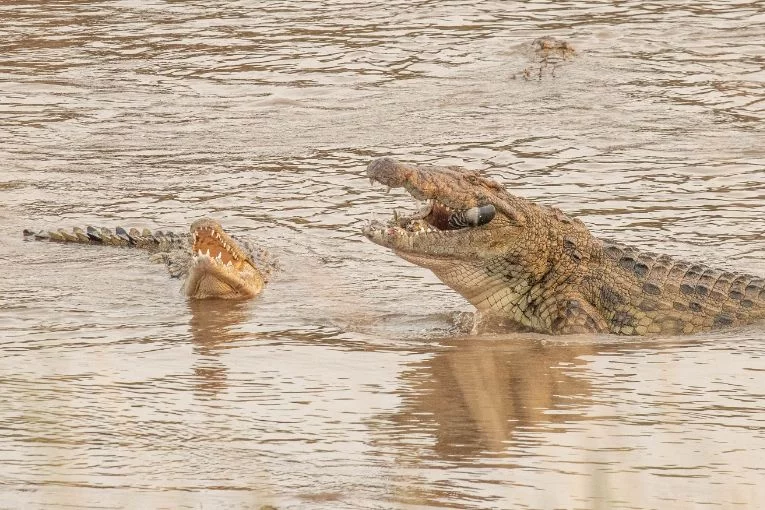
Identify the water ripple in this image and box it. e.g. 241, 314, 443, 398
1, 1, 764, 508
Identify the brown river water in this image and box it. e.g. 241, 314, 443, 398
1, 1, 764, 509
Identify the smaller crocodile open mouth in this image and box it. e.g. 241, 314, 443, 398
191, 223, 244, 269
184, 219, 265, 299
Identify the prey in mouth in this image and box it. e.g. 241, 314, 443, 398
362, 157, 510, 267
391, 199, 495, 233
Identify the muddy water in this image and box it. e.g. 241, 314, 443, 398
1, 1, 764, 509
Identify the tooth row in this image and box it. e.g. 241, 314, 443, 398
193, 226, 241, 260
392, 199, 453, 222
194, 248, 236, 266
193, 255, 236, 268
432, 199, 455, 213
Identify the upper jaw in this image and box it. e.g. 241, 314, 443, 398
366, 157, 485, 208
363, 158, 499, 256
366, 157, 416, 190
190, 218, 254, 269
365, 157, 497, 235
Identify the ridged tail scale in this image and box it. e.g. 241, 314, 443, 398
23, 226, 188, 252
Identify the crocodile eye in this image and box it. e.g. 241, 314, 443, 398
447, 205, 496, 229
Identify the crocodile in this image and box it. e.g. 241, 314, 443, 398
24, 218, 271, 299
515, 36, 576, 81
362, 157, 765, 335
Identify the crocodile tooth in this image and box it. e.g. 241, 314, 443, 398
206, 249, 211, 256
216, 252, 222, 260
197, 249, 204, 256
226, 261, 233, 267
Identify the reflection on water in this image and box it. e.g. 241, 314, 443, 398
188, 300, 251, 398
387, 337, 593, 458
375, 334, 765, 509
1, 0, 764, 508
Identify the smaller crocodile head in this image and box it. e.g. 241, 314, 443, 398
184, 218, 264, 299
362, 158, 590, 306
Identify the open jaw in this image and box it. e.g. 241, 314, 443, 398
362, 187, 497, 259
183, 219, 263, 299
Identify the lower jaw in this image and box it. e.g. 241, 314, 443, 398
184, 268, 251, 299
394, 250, 459, 271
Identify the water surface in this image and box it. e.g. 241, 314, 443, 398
1, 1, 764, 509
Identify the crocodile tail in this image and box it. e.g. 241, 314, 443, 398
23, 226, 189, 251
23, 227, 97, 244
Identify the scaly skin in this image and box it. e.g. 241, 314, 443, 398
363, 157, 765, 335
517, 37, 576, 80
24, 218, 269, 299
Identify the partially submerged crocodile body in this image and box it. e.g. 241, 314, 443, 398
363, 157, 765, 335
516, 36, 576, 80
24, 218, 271, 299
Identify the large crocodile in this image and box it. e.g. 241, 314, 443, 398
363, 157, 765, 335
24, 218, 271, 299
